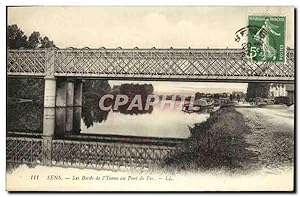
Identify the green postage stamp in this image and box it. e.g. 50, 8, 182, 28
248, 16, 286, 63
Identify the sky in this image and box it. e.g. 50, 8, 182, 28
8, 6, 294, 48
7, 6, 294, 94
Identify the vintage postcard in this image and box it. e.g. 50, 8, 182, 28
6, 6, 295, 192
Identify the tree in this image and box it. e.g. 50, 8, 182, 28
119, 83, 154, 97
27, 31, 40, 49
195, 92, 202, 100
7, 24, 28, 49
247, 83, 270, 99
40, 36, 56, 48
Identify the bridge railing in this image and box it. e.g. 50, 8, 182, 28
7, 48, 295, 81
7, 49, 48, 76
6, 136, 176, 170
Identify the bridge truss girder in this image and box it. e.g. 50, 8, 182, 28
7, 48, 294, 82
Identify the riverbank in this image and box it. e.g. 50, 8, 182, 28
236, 106, 294, 170
163, 106, 294, 174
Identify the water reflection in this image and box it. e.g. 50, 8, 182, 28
80, 81, 211, 138
7, 79, 213, 139
81, 81, 155, 128
7, 103, 43, 133
82, 96, 110, 128
7, 78, 44, 133
81, 97, 154, 129
80, 100, 210, 139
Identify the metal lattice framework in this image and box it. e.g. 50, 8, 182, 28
7, 48, 295, 82
6, 137, 43, 165
6, 136, 176, 170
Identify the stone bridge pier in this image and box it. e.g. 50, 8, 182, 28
43, 77, 83, 138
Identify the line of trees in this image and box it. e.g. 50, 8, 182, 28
112, 83, 154, 97
7, 24, 55, 49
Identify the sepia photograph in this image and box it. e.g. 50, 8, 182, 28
5, 6, 295, 192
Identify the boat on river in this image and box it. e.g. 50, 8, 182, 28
182, 98, 214, 113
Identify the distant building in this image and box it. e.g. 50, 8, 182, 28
269, 83, 287, 97
269, 83, 294, 104
286, 84, 295, 104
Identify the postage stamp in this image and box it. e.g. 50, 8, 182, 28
247, 16, 286, 63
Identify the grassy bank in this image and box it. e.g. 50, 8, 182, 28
236, 107, 294, 169
163, 107, 258, 172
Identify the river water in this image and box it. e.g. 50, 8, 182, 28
7, 80, 215, 139
80, 100, 210, 139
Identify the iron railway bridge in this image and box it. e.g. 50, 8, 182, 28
7, 47, 295, 170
